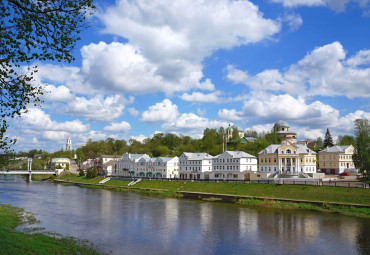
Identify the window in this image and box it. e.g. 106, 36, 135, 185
286, 149, 291, 154
274, 158, 276, 163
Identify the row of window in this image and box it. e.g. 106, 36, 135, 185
322, 155, 352, 160
260, 166, 316, 172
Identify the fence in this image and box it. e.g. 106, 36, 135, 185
110, 176, 370, 189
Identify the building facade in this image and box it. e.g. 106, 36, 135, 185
258, 142, 317, 174
210, 151, 257, 180
114, 153, 150, 177
178, 152, 213, 179
319, 145, 355, 174
66, 136, 72, 151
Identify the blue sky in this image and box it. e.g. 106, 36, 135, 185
9, 0, 370, 152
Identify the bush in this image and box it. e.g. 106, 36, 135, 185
79, 169, 85, 176
86, 167, 97, 178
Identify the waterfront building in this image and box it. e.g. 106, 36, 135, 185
210, 151, 257, 180
319, 145, 356, 174
96, 155, 121, 176
275, 120, 297, 144
114, 153, 150, 177
258, 142, 316, 174
178, 152, 213, 179
154, 157, 179, 178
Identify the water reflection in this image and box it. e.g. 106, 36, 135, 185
0, 176, 369, 255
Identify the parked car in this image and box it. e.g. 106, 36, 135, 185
339, 172, 350, 176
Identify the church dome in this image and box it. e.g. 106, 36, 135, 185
276, 120, 289, 127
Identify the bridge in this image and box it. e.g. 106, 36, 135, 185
0, 170, 60, 182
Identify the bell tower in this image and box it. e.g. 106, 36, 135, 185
66, 136, 72, 151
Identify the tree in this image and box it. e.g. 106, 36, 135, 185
337, 135, 356, 146
353, 119, 370, 177
323, 128, 334, 148
0, 0, 95, 156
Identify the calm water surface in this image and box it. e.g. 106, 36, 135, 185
0, 176, 369, 255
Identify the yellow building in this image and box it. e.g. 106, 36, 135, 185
258, 142, 316, 174
319, 145, 355, 174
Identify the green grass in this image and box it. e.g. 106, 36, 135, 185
54, 175, 370, 217
0, 203, 100, 255
181, 182, 370, 205
57, 174, 104, 184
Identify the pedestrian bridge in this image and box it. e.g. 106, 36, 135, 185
0, 170, 60, 182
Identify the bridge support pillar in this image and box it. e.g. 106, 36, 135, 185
27, 173, 32, 182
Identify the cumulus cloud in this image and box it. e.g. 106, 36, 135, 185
218, 109, 243, 121
162, 113, 229, 137
227, 42, 370, 98
130, 134, 147, 143
42, 131, 70, 141
282, 13, 303, 31
95, 0, 280, 93
127, 108, 139, 117
64, 95, 131, 122
179, 91, 222, 103
272, 0, 353, 12
141, 99, 179, 123
103, 121, 131, 133
19, 108, 90, 133
42, 85, 75, 102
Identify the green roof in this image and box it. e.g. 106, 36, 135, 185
156, 172, 162, 175
129, 170, 135, 173
147, 172, 152, 174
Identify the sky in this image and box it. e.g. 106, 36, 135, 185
8, 0, 370, 152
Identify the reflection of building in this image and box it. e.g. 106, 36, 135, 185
258, 142, 316, 174
276, 120, 297, 144
210, 151, 257, 180
178, 152, 213, 179
319, 145, 355, 174
66, 136, 72, 151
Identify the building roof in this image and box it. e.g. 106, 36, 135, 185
258, 143, 316, 155
320, 145, 352, 153
103, 160, 116, 167
223, 151, 256, 158
276, 120, 289, 127
100, 155, 121, 158
157, 157, 177, 162
183, 152, 214, 160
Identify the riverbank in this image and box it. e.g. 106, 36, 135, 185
55, 174, 370, 218
0, 203, 100, 255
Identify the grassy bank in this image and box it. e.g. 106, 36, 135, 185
55, 174, 370, 217
0, 203, 100, 255
31, 174, 55, 181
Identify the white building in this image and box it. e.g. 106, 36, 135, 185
178, 152, 213, 179
155, 157, 179, 178
113, 153, 150, 177
210, 151, 257, 180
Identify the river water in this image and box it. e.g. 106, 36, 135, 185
0, 176, 369, 255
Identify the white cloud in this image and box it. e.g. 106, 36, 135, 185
246, 124, 274, 134
42, 85, 75, 102
283, 13, 303, 31
96, 0, 280, 94
227, 42, 370, 98
42, 131, 70, 141
103, 121, 131, 133
272, 0, 370, 12
127, 108, 140, 117
218, 109, 243, 121
19, 108, 90, 133
64, 95, 129, 122
346, 49, 370, 67
129, 134, 147, 143
141, 99, 179, 123
162, 113, 229, 137
179, 91, 221, 103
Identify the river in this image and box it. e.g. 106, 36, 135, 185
0, 176, 369, 255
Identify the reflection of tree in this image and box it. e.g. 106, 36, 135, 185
356, 220, 370, 255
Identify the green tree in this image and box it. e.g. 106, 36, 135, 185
337, 135, 356, 146
323, 128, 334, 148
353, 119, 370, 178
0, 0, 95, 155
